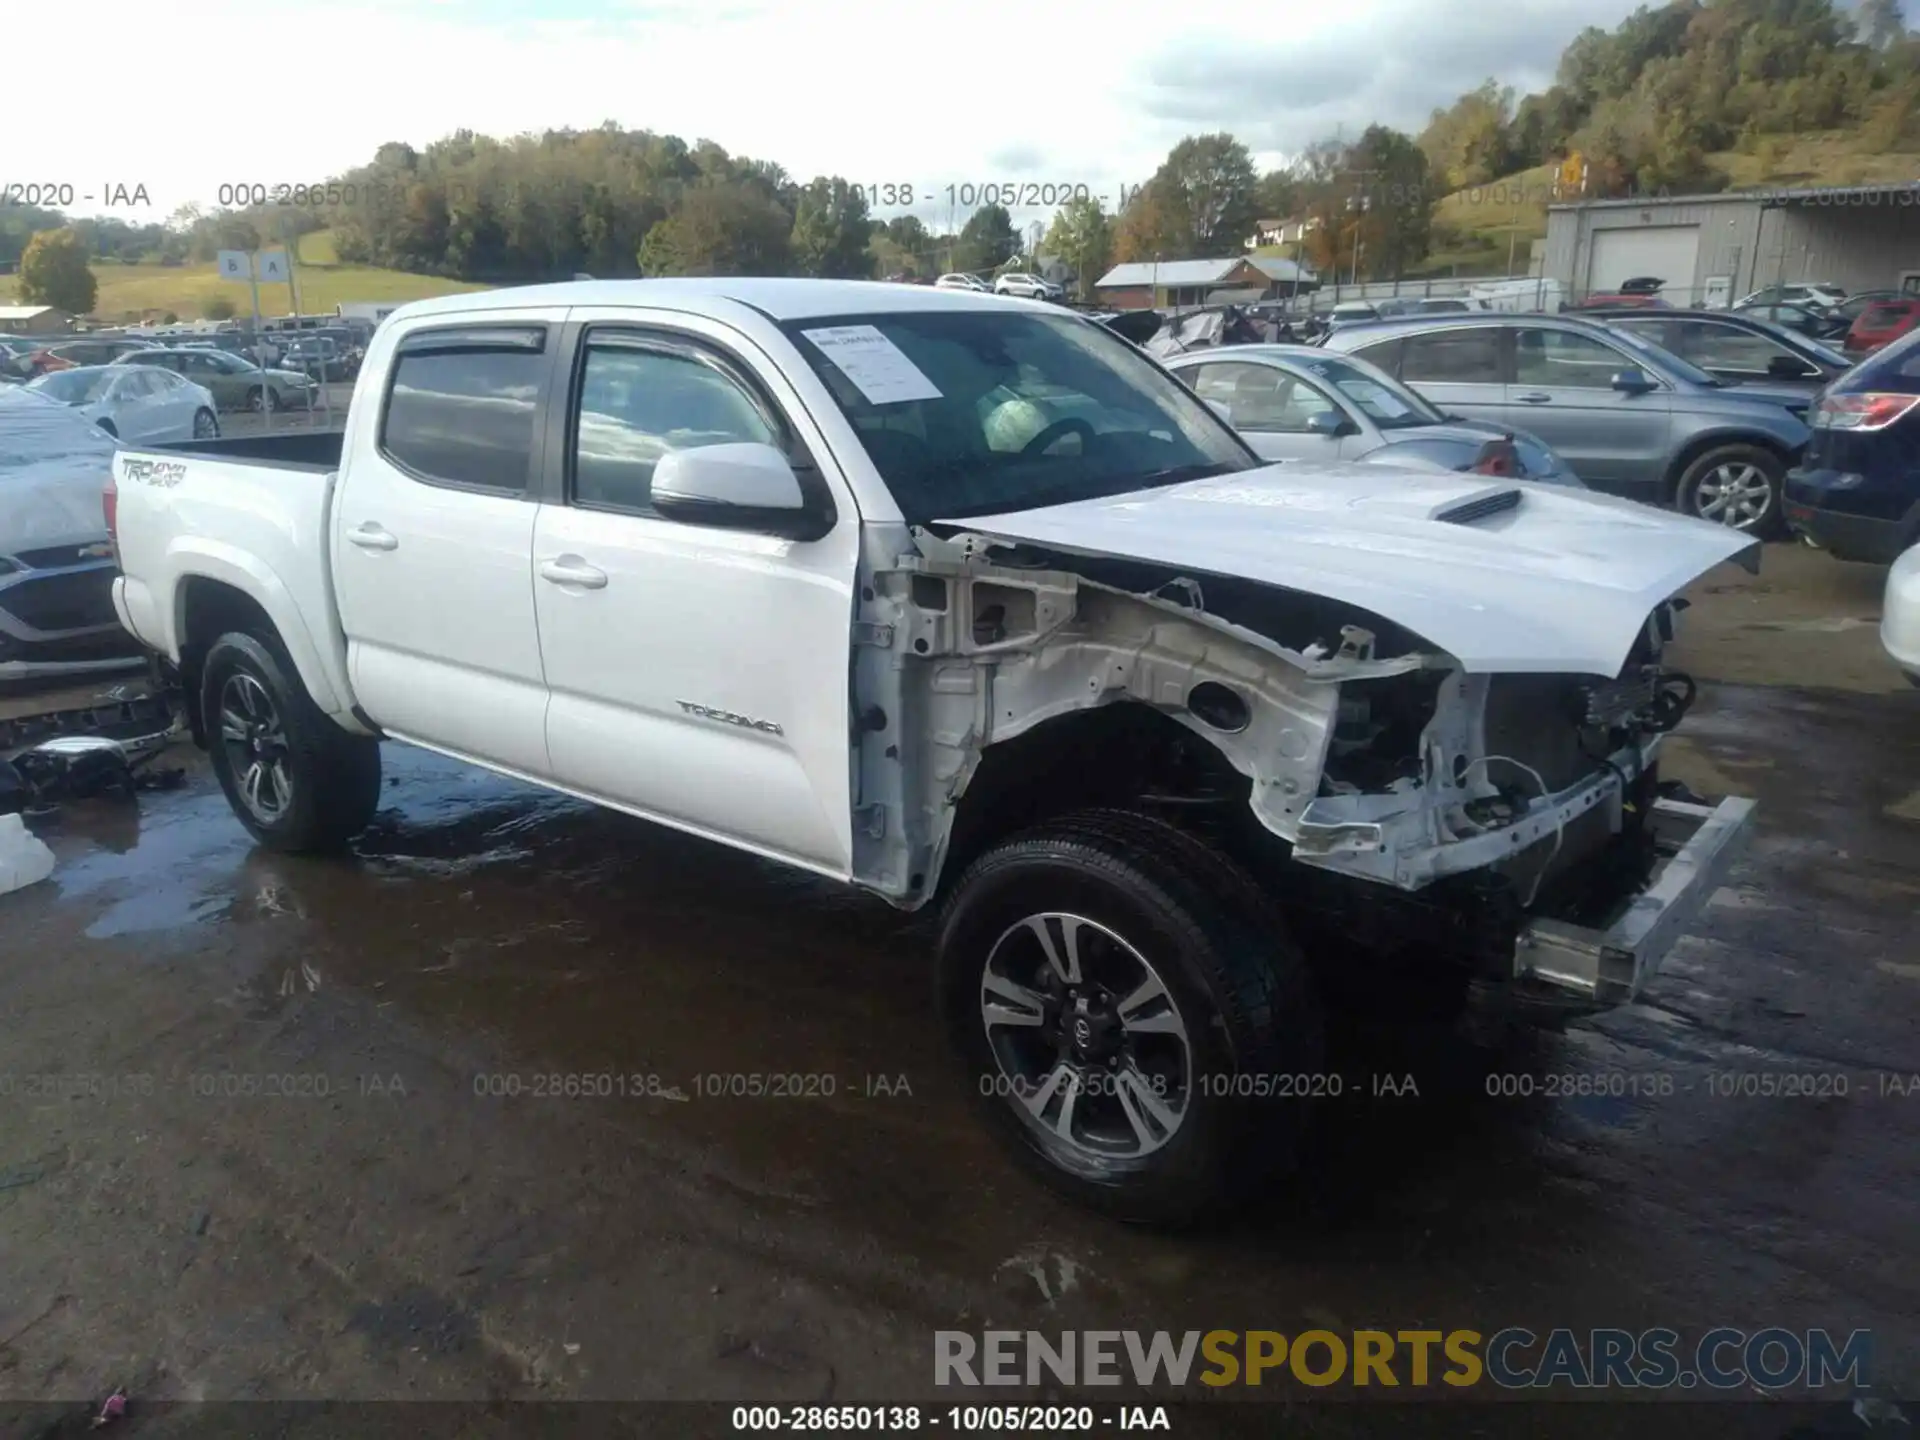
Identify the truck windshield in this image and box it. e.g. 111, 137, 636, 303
780, 310, 1257, 521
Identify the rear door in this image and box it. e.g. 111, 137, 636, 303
111, 371, 164, 442
1506, 324, 1672, 491
1379, 325, 1509, 427
331, 313, 561, 776
529, 312, 862, 876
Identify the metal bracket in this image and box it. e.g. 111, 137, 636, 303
852, 622, 895, 649
854, 804, 888, 840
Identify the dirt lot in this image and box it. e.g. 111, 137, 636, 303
1, 543, 1916, 1437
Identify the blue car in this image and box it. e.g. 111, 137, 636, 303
1784, 330, 1920, 564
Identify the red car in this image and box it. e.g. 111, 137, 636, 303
1845, 299, 1920, 354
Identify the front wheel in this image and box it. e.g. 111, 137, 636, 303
192, 407, 219, 440
201, 630, 381, 853
937, 809, 1323, 1226
1676, 444, 1785, 536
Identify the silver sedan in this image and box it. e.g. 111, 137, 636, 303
1166, 344, 1582, 485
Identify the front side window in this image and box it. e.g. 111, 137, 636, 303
380, 328, 546, 492
1290, 353, 1442, 429
571, 341, 781, 514
1188, 361, 1339, 432
1399, 329, 1502, 384
1672, 321, 1798, 374
781, 310, 1254, 522
1513, 328, 1630, 388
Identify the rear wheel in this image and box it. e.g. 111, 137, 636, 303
201, 630, 381, 854
245, 386, 274, 414
937, 809, 1323, 1226
1676, 443, 1785, 536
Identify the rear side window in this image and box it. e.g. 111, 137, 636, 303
1400, 329, 1501, 384
380, 327, 547, 493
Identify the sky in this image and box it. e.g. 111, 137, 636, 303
16, 0, 1668, 227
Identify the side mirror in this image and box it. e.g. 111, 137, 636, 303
1767, 354, 1816, 380
1304, 409, 1351, 437
1611, 368, 1656, 394
651, 442, 829, 540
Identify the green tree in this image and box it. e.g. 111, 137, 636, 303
202, 296, 237, 321
1145, 133, 1260, 253
954, 203, 1019, 270
638, 181, 792, 276
1346, 126, 1432, 280
789, 177, 873, 278
16, 228, 98, 315
1041, 195, 1112, 298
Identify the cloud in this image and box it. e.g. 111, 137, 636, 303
16, 0, 1648, 225
1137, 0, 1643, 156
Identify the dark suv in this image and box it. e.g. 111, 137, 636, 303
1320, 313, 1813, 534
1783, 329, 1920, 564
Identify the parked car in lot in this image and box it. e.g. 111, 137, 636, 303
1844, 299, 1920, 356
1734, 301, 1847, 341
1596, 309, 1852, 395
994, 273, 1064, 301
277, 336, 355, 383
1322, 300, 1381, 331
935, 273, 992, 293
37, 338, 155, 369
1165, 343, 1581, 484
1883, 543, 1920, 685
1739, 282, 1847, 312
1783, 328, 1920, 564
1320, 313, 1813, 533
25, 364, 220, 443
1826, 289, 1904, 330
0, 389, 147, 680
108, 278, 1759, 1221
112, 347, 315, 413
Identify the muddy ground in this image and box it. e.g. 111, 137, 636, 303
0, 542, 1916, 1437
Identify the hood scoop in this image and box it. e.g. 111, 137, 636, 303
1432, 486, 1523, 525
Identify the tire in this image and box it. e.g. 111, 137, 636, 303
1675, 443, 1785, 537
246, 386, 274, 414
192, 407, 219, 440
200, 630, 381, 854
937, 808, 1323, 1226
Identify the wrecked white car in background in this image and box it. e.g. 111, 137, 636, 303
106, 280, 1756, 1223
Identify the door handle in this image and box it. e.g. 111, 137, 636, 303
347, 523, 398, 551
539, 556, 608, 590
1515, 392, 1552, 403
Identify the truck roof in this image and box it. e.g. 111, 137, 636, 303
389, 277, 1027, 325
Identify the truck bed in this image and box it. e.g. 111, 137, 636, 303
152, 431, 343, 472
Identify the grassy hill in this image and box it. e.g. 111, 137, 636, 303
1, 230, 488, 323
1427, 131, 1920, 277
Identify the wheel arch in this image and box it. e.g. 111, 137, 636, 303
171, 566, 351, 744
1663, 427, 1797, 502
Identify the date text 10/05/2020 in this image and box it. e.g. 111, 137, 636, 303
850, 182, 1146, 210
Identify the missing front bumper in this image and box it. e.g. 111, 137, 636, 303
1511, 795, 1756, 1008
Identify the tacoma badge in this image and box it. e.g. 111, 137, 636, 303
676, 700, 783, 735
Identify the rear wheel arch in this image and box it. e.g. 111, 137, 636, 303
1663, 430, 1793, 501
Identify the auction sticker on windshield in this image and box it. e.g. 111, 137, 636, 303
800, 325, 943, 405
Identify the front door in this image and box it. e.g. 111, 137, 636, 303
1182, 360, 1360, 463
1505, 325, 1673, 492
530, 315, 862, 876
331, 314, 560, 776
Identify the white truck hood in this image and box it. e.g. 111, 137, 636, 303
940, 463, 1758, 676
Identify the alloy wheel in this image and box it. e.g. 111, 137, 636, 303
218, 671, 294, 823
979, 912, 1193, 1159
1693, 462, 1774, 529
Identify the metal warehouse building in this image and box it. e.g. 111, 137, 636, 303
1545, 183, 1920, 307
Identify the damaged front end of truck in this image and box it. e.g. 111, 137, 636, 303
848, 519, 1756, 1032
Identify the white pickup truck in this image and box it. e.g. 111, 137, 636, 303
108, 279, 1757, 1223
